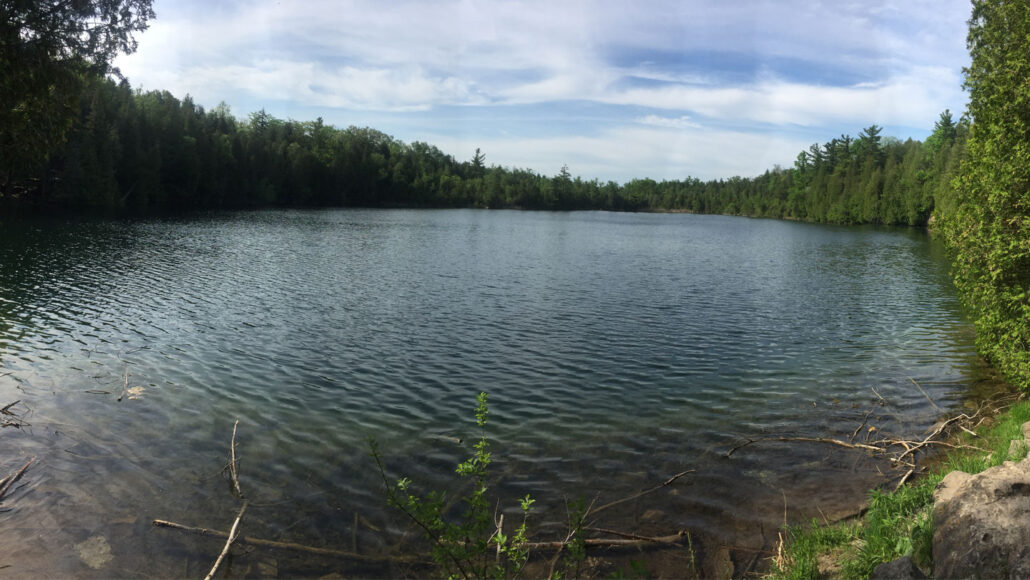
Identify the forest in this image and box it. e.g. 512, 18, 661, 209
0, 72, 968, 228
0, 0, 1026, 390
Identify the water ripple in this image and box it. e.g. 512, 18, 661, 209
0, 210, 998, 576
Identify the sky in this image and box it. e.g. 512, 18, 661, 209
113, 0, 973, 183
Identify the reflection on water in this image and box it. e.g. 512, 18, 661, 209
0, 209, 998, 577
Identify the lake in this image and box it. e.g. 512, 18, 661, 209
0, 209, 999, 577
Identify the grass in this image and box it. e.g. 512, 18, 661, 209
767, 399, 1030, 580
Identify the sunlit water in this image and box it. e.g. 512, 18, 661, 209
0, 209, 997, 577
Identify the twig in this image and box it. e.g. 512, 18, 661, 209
229, 420, 242, 498
589, 470, 694, 517
896, 414, 972, 461
116, 370, 128, 402
871, 387, 885, 404
850, 410, 874, 443
910, 377, 942, 412
959, 425, 979, 437
152, 519, 423, 562
584, 527, 683, 543
529, 531, 686, 550
203, 500, 248, 580
0, 400, 19, 414
546, 495, 598, 579
895, 469, 915, 492
0, 457, 35, 502
727, 437, 882, 457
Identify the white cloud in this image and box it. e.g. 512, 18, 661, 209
603, 67, 964, 127
427, 124, 811, 182
113, 0, 972, 180
637, 115, 701, 129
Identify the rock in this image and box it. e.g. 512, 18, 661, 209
639, 508, 663, 522
75, 535, 113, 570
256, 559, 278, 577
933, 459, 1030, 579
870, 555, 926, 579
1022, 421, 1030, 442
933, 470, 971, 505
711, 546, 734, 579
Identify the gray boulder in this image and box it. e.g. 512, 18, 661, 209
870, 555, 926, 579
933, 458, 1030, 578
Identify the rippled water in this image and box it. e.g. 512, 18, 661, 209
0, 209, 996, 577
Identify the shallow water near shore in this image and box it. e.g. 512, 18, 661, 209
0, 209, 1003, 576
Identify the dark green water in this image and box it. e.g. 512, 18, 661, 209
0, 209, 995, 576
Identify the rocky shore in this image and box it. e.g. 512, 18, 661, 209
872, 421, 1030, 579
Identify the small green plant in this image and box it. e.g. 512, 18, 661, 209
370, 392, 534, 579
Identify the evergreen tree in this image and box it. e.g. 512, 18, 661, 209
946, 0, 1030, 388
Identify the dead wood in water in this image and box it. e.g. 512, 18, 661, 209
727, 393, 1018, 475
589, 469, 694, 517
228, 419, 242, 498
0, 457, 35, 502
528, 530, 688, 551
153, 519, 423, 563
1, 401, 28, 428
203, 500, 248, 580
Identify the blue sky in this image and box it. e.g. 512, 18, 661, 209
114, 0, 972, 183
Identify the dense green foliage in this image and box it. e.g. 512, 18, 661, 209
2, 72, 966, 227
941, 0, 1030, 391
0, 0, 153, 195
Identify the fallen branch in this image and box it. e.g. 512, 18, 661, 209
894, 469, 915, 492
152, 519, 423, 563
0, 401, 28, 428
0, 457, 35, 502
910, 377, 942, 412
589, 469, 694, 517
229, 420, 242, 498
204, 500, 248, 580
584, 527, 680, 542
896, 414, 972, 462
726, 437, 882, 458
850, 410, 874, 443
528, 531, 687, 550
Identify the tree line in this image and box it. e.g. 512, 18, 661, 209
2, 73, 968, 228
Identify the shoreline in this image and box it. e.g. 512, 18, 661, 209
769, 380, 1027, 579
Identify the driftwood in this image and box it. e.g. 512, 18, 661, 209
204, 500, 248, 580
162, 424, 698, 574
910, 377, 942, 412
200, 419, 247, 579
528, 531, 687, 551
727, 392, 1020, 478
228, 420, 242, 498
1, 401, 28, 428
0, 457, 35, 502
590, 469, 694, 517
726, 437, 882, 457
152, 519, 423, 563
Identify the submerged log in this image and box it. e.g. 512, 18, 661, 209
152, 519, 423, 563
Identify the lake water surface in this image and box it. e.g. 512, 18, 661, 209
0, 209, 999, 576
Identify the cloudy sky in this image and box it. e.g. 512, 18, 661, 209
114, 0, 972, 183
